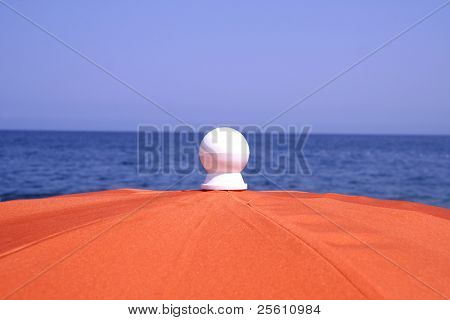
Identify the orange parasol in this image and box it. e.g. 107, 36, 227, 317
0, 189, 449, 299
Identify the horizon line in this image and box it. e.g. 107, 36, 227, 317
1, 128, 449, 137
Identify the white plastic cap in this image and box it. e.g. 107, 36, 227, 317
199, 127, 249, 190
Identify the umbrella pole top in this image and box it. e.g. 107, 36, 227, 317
199, 127, 249, 190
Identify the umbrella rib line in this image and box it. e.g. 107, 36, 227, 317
293, 194, 449, 299
227, 192, 369, 299
2, 177, 192, 299
258, 174, 449, 299
0, 211, 131, 260
1, 194, 159, 299
310, 194, 450, 219
0, 193, 158, 258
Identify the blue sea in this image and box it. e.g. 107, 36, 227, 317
0, 130, 449, 208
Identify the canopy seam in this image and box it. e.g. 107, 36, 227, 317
228, 191, 370, 299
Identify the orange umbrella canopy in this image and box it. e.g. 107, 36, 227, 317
0, 189, 449, 299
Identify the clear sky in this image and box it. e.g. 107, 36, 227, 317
0, 0, 449, 134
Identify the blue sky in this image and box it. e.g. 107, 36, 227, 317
0, 0, 449, 134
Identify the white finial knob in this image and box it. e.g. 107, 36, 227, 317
199, 127, 249, 190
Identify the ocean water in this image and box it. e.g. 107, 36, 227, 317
0, 130, 449, 208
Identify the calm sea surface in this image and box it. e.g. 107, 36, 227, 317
0, 130, 449, 208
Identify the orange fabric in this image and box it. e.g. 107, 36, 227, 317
0, 189, 449, 300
